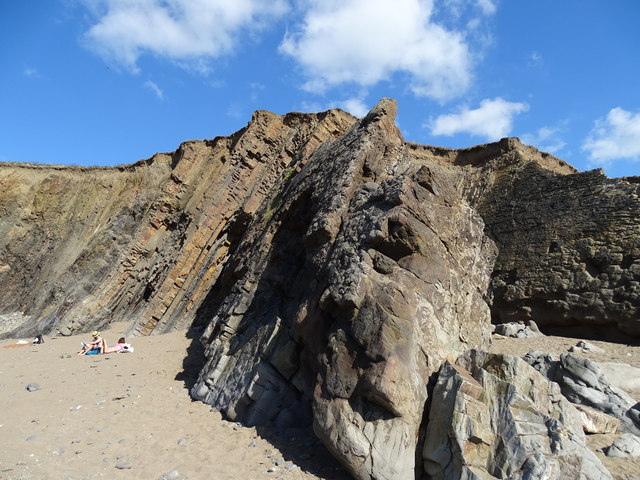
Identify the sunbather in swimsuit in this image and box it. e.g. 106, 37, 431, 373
77, 332, 106, 355
103, 337, 127, 353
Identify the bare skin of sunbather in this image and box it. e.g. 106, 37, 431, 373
77, 332, 106, 355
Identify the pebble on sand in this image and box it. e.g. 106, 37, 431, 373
157, 470, 180, 480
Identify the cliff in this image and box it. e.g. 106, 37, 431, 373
1, 99, 638, 479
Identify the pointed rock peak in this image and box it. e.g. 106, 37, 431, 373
359, 98, 403, 141
363, 98, 397, 123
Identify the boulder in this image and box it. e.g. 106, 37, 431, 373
574, 404, 620, 434
569, 341, 606, 354
423, 350, 612, 480
494, 320, 544, 338
524, 351, 640, 434
605, 433, 640, 458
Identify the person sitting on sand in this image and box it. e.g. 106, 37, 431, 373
77, 331, 106, 355
103, 337, 128, 354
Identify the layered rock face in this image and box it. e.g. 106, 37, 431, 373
1, 98, 638, 479
0, 108, 356, 337
191, 100, 497, 479
468, 156, 639, 335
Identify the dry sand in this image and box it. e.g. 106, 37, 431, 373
2, 323, 639, 480
0, 322, 349, 480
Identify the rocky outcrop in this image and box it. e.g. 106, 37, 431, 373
524, 351, 640, 435
191, 100, 497, 479
468, 158, 640, 336
423, 350, 612, 480
1, 98, 638, 479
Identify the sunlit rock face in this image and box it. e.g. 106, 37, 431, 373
191, 99, 497, 479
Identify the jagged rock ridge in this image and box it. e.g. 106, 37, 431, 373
1, 99, 638, 479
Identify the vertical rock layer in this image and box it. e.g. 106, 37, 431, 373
191, 99, 497, 479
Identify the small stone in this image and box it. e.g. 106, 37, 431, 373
267, 467, 279, 473
285, 464, 297, 471
26, 435, 38, 441
115, 461, 133, 469
275, 459, 285, 466
26, 383, 40, 392
118, 439, 128, 444
103, 457, 111, 462
177, 437, 188, 446
248, 440, 258, 447
157, 470, 180, 480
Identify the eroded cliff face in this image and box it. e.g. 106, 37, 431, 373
1, 99, 638, 479
0, 108, 356, 337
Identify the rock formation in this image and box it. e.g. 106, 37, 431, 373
1, 98, 638, 479
423, 350, 612, 479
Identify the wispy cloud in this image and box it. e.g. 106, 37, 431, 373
280, 0, 495, 101
582, 107, 640, 166
520, 124, 567, 154
429, 97, 529, 140
528, 51, 543, 67
144, 80, 164, 99
81, 0, 289, 73
337, 97, 369, 118
23, 67, 39, 78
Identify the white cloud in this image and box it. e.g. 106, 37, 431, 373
296, 97, 369, 118
582, 107, 640, 166
144, 80, 164, 99
430, 97, 529, 140
81, 0, 289, 72
337, 98, 369, 118
520, 125, 567, 154
280, 0, 485, 101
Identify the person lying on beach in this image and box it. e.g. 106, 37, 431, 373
103, 337, 130, 353
77, 331, 106, 355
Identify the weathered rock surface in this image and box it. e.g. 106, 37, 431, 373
423, 350, 612, 480
466, 156, 640, 336
191, 99, 497, 480
605, 433, 640, 458
0, 108, 356, 337
524, 351, 640, 435
494, 320, 544, 338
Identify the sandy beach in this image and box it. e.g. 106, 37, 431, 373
0, 323, 349, 480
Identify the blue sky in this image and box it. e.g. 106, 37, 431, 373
1, 0, 639, 178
